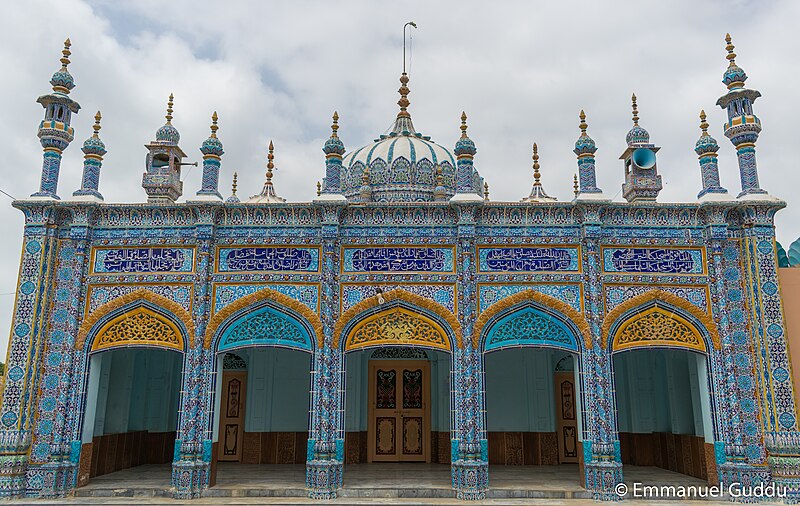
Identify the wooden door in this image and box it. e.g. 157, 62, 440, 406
368, 360, 430, 462
218, 371, 247, 462
554, 371, 578, 463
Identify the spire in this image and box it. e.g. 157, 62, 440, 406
454, 111, 476, 158
73, 110, 106, 201
579, 109, 588, 133
359, 164, 372, 201
210, 111, 218, 137
721, 33, 749, 90
165, 93, 174, 124
573, 174, 579, 198
625, 93, 650, 145
434, 165, 447, 201
484, 182, 490, 201
725, 33, 737, 66
155, 93, 180, 144
331, 111, 339, 138
323, 110, 345, 156
522, 143, 556, 202
316, 181, 321, 196
226, 172, 240, 203
390, 73, 417, 135
50, 38, 75, 94
248, 140, 285, 203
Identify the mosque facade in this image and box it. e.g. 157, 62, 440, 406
0, 34, 799, 501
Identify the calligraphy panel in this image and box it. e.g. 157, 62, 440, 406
477, 246, 579, 273
91, 247, 194, 274
605, 284, 709, 313
602, 247, 705, 275
342, 247, 455, 273
217, 246, 320, 273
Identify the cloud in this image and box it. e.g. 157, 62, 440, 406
0, 0, 797, 355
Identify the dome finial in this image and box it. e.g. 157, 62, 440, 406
331, 111, 339, 138
532, 142, 541, 184
266, 140, 275, 182
460, 111, 468, 138
92, 111, 102, 138
699, 109, 709, 135
631, 93, 639, 126
522, 142, 556, 202
166, 93, 174, 124
574, 174, 579, 197
579, 110, 588, 133
210, 111, 219, 138
316, 181, 321, 196
484, 181, 489, 201
232, 172, 238, 195
725, 33, 737, 66
60, 38, 71, 70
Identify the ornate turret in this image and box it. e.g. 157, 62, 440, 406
620, 94, 662, 202
715, 34, 766, 197
574, 110, 604, 198
73, 111, 106, 201
521, 143, 556, 203
317, 111, 347, 202
142, 94, 189, 204
31, 39, 81, 199
450, 111, 483, 203
695, 109, 728, 199
248, 141, 286, 203
194, 112, 224, 200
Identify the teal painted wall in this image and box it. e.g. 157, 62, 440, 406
85, 348, 182, 440
484, 348, 575, 432
614, 348, 711, 439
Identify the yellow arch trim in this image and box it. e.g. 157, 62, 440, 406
344, 306, 451, 353
204, 287, 323, 349
92, 306, 184, 352
612, 305, 706, 353
333, 288, 462, 350
601, 289, 721, 351
474, 289, 592, 350
76, 289, 194, 350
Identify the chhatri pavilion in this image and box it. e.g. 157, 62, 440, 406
0, 33, 799, 501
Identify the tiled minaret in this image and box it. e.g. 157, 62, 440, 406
318, 111, 346, 202
574, 110, 604, 198
32, 39, 81, 199
620, 94, 662, 202
451, 112, 482, 202
142, 94, 188, 204
72, 111, 106, 201
194, 112, 224, 200
695, 109, 728, 200
716, 34, 767, 198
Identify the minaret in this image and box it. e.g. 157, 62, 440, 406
226, 172, 240, 203
359, 165, 372, 202
620, 94, 662, 202
695, 109, 729, 200
31, 39, 81, 199
451, 112, 483, 202
318, 111, 347, 202
715, 33, 766, 197
142, 94, 189, 204
72, 111, 106, 201
521, 143, 557, 202
195, 111, 224, 200
574, 110, 604, 198
248, 141, 286, 203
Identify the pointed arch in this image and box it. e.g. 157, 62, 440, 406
333, 288, 462, 350
601, 289, 721, 351
76, 289, 194, 350
474, 289, 592, 350
204, 287, 323, 349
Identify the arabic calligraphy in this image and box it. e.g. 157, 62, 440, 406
93, 248, 193, 273
478, 247, 579, 272
217, 247, 319, 272
343, 247, 454, 273
604, 248, 703, 274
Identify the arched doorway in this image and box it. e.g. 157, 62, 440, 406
75, 293, 190, 489
204, 288, 319, 489
476, 291, 590, 489
606, 295, 720, 484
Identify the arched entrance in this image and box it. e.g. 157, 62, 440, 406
335, 289, 460, 489
204, 288, 319, 489
476, 290, 590, 487
606, 292, 720, 484
74, 291, 191, 489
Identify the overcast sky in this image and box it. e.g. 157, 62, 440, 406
0, 0, 797, 355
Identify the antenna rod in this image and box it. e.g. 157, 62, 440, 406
403, 21, 417, 74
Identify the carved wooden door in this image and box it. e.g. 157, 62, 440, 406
554, 372, 578, 463
218, 371, 247, 462
368, 360, 430, 462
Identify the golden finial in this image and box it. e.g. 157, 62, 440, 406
361, 165, 371, 186
165, 93, 174, 124
331, 111, 339, 138
460, 111, 469, 138
573, 174, 579, 197
60, 38, 72, 69
232, 172, 238, 196
631, 94, 639, 126
316, 181, 321, 196
532, 143, 541, 184
725, 33, 737, 65
579, 110, 588, 133
397, 73, 411, 118
92, 111, 102, 138
699, 109, 709, 135
210, 111, 219, 138
266, 140, 275, 182
484, 181, 490, 201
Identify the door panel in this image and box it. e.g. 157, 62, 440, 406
218, 371, 247, 462
554, 371, 578, 463
368, 360, 430, 462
